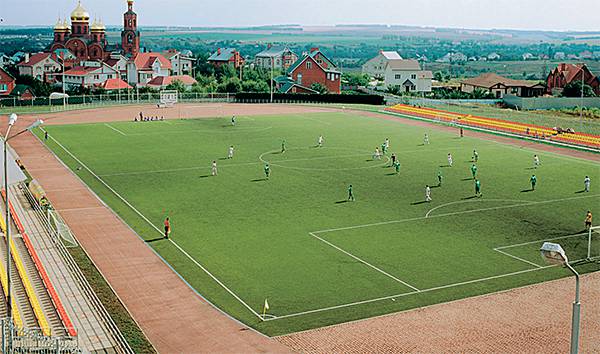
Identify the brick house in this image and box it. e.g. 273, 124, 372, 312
0, 67, 16, 96
10, 85, 35, 100
126, 52, 172, 86
287, 48, 341, 94
546, 63, 600, 96
207, 48, 244, 69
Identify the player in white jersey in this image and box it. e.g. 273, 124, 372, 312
317, 135, 324, 147
423, 134, 429, 145
584, 176, 591, 192
425, 185, 432, 202
211, 160, 218, 176
447, 153, 453, 167
533, 154, 540, 168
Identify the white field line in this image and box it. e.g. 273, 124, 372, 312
98, 153, 375, 177
44, 131, 264, 320
425, 198, 528, 218
104, 123, 127, 136
495, 232, 590, 250
125, 126, 274, 136
313, 193, 600, 234
309, 232, 420, 292
493, 248, 543, 268
264, 263, 558, 321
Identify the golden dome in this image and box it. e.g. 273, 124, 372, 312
54, 18, 68, 31
91, 18, 106, 31
70, 1, 90, 21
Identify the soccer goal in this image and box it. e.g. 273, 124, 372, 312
586, 225, 600, 260
159, 90, 178, 108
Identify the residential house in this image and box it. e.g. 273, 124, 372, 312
146, 75, 197, 90
10, 84, 35, 100
487, 52, 501, 61
0, 67, 16, 96
208, 48, 244, 69
437, 52, 467, 63
362, 51, 403, 79
522, 53, 536, 60
104, 53, 129, 80
273, 75, 317, 94
162, 49, 194, 76
17, 53, 62, 81
546, 63, 600, 96
287, 47, 341, 94
460, 73, 545, 98
126, 52, 171, 86
63, 62, 118, 89
554, 52, 566, 60
382, 59, 432, 92
99, 78, 132, 91
0, 54, 11, 67
254, 45, 298, 70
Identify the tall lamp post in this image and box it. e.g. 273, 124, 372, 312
540, 242, 581, 354
3, 114, 43, 351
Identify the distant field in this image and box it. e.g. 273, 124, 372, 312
37, 111, 599, 336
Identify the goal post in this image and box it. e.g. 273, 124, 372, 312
587, 225, 600, 260
159, 90, 178, 108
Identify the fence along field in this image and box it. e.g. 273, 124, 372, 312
35, 109, 600, 336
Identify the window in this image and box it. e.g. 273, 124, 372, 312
411, 85, 416, 91
306, 61, 312, 69
0, 84, 7, 92
395, 74, 401, 80
94, 75, 99, 80
411, 74, 417, 79
297, 73, 302, 85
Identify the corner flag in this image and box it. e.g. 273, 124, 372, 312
262, 299, 269, 319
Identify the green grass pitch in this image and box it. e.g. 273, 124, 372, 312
35, 111, 600, 336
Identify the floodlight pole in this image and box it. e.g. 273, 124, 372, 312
270, 57, 274, 103
3, 119, 14, 351
580, 69, 584, 133
564, 262, 581, 354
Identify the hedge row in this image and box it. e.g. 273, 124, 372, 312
235, 93, 385, 105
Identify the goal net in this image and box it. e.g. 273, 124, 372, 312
159, 90, 178, 108
47, 209, 78, 247
558, 226, 600, 262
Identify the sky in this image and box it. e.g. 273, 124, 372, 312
2, 0, 599, 31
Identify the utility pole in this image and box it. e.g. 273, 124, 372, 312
270, 57, 274, 103
580, 67, 584, 132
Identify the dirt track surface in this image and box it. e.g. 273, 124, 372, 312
8, 103, 600, 353
277, 273, 600, 353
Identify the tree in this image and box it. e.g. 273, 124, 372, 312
165, 79, 187, 93
310, 83, 328, 94
561, 81, 596, 98
342, 73, 369, 87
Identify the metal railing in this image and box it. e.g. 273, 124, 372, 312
0, 318, 80, 353
19, 183, 134, 354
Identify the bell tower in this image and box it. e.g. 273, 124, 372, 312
121, 0, 140, 56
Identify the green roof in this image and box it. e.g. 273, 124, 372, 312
10, 84, 33, 97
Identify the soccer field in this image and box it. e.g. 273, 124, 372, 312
36, 110, 600, 336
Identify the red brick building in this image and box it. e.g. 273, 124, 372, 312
0, 67, 16, 96
207, 48, 244, 69
546, 63, 600, 96
50, 0, 140, 61
287, 48, 341, 94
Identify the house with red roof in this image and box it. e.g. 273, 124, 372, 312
208, 48, 244, 69
286, 48, 341, 94
147, 75, 197, 90
126, 52, 172, 86
547, 63, 600, 96
17, 53, 62, 82
162, 49, 194, 76
0, 67, 16, 97
100, 78, 132, 91
63, 62, 118, 89
103, 54, 129, 80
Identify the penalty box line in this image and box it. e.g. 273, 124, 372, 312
42, 130, 265, 321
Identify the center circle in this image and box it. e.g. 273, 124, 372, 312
258, 146, 391, 171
